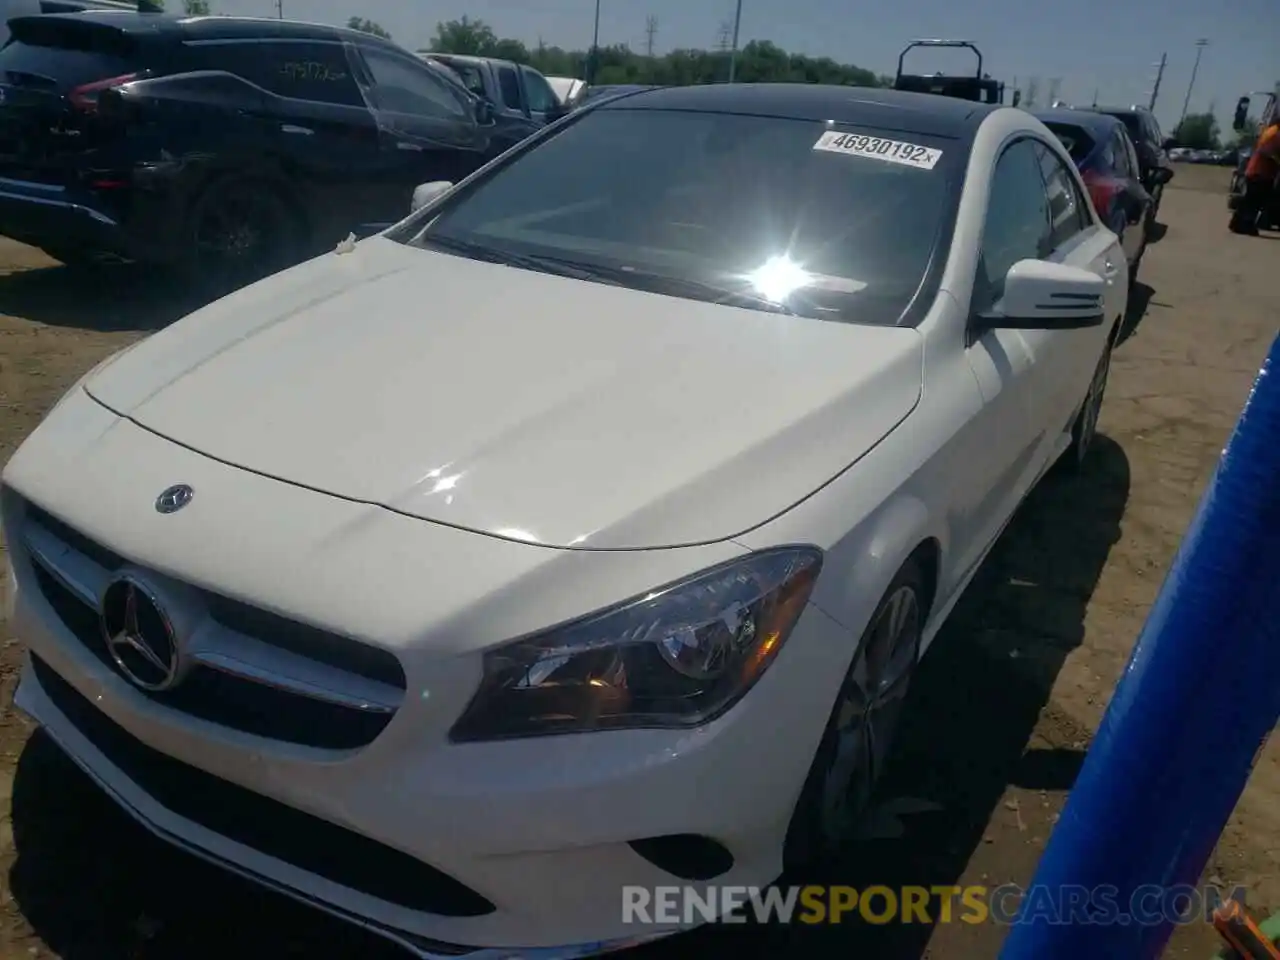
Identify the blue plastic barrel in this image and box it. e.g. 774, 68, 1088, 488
999, 334, 1280, 959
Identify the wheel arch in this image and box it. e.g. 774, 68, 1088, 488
807, 491, 950, 640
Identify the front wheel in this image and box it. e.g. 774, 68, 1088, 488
783, 562, 924, 870
1064, 338, 1113, 473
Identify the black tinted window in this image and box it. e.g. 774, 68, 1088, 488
978, 139, 1049, 309
0, 22, 141, 91
1111, 131, 1134, 177
1044, 123, 1095, 164
405, 109, 956, 326
1108, 112, 1143, 143
496, 65, 522, 110
1036, 142, 1090, 248
360, 46, 465, 118
185, 40, 363, 106
436, 58, 484, 98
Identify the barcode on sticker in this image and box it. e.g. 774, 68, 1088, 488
812, 131, 942, 170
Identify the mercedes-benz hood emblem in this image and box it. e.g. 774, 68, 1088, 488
155, 484, 194, 514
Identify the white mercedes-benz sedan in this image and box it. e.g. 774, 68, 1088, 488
2, 84, 1126, 958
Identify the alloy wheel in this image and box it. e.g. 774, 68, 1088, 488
817, 584, 921, 844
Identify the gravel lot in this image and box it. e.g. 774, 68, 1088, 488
0, 163, 1275, 959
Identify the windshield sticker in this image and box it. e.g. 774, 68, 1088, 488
812, 131, 942, 170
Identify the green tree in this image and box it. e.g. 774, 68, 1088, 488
1172, 112, 1221, 150
426, 16, 880, 87
182, 0, 210, 13
1226, 116, 1260, 149
429, 16, 499, 56
347, 17, 391, 40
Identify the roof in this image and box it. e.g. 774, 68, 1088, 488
597, 83, 1001, 137
1094, 104, 1152, 117
28, 10, 399, 46
1032, 108, 1125, 138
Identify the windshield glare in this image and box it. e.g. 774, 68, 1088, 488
397, 108, 956, 325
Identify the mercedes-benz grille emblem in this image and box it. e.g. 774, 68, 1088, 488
155, 484, 194, 514
100, 577, 183, 691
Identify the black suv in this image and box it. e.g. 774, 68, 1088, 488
1093, 105, 1175, 225
0, 12, 495, 288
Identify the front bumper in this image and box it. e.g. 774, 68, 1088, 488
2, 399, 854, 954
11, 656, 668, 960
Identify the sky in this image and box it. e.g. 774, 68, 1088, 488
208, 0, 1279, 134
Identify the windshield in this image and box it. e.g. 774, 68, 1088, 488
392, 108, 957, 326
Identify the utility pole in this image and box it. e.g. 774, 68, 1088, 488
274, 0, 282, 17
587, 0, 601, 84
1178, 39, 1209, 125
727, 0, 743, 83
1092, 87, 1099, 108
1047, 77, 1062, 106
644, 15, 657, 58
715, 21, 731, 52
1148, 52, 1166, 111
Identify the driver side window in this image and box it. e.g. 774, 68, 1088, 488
521, 67, 556, 114
976, 139, 1051, 311
360, 46, 465, 118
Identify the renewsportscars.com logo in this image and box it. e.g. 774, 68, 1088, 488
622, 883, 1249, 927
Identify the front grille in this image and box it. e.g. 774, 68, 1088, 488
31, 654, 495, 917
23, 500, 406, 750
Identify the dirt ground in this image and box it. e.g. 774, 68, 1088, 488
0, 163, 1275, 960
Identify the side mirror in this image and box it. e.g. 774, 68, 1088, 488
544, 101, 568, 122
1151, 166, 1174, 186
1234, 97, 1250, 132
410, 180, 454, 214
474, 98, 495, 126
1161, 137, 1177, 151
978, 260, 1106, 331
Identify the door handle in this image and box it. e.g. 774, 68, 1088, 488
1103, 258, 1118, 278
280, 124, 313, 135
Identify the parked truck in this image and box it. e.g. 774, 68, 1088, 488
421, 54, 567, 154
892, 39, 1006, 105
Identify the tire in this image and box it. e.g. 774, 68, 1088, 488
1145, 186, 1162, 236
180, 177, 301, 295
783, 560, 925, 871
1063, 336, 1113, 474
1128, 242, 1146, 289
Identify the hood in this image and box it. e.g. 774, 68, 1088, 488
87, 238, 923, 550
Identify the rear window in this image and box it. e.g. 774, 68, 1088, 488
1103, 111, 1143, 143
1044, 123, 1095, 164
433, 57, 484, 98
0, 19, 140, 90
399, 108, 956, 326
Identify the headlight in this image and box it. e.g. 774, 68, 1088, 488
449, 546, 822, 741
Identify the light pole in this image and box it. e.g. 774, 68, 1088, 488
1178, 39, 1209, 126
727, 0, 743, 83
587, 0, 601, 84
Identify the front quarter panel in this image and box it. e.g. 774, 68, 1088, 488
735, 291, 982, 662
